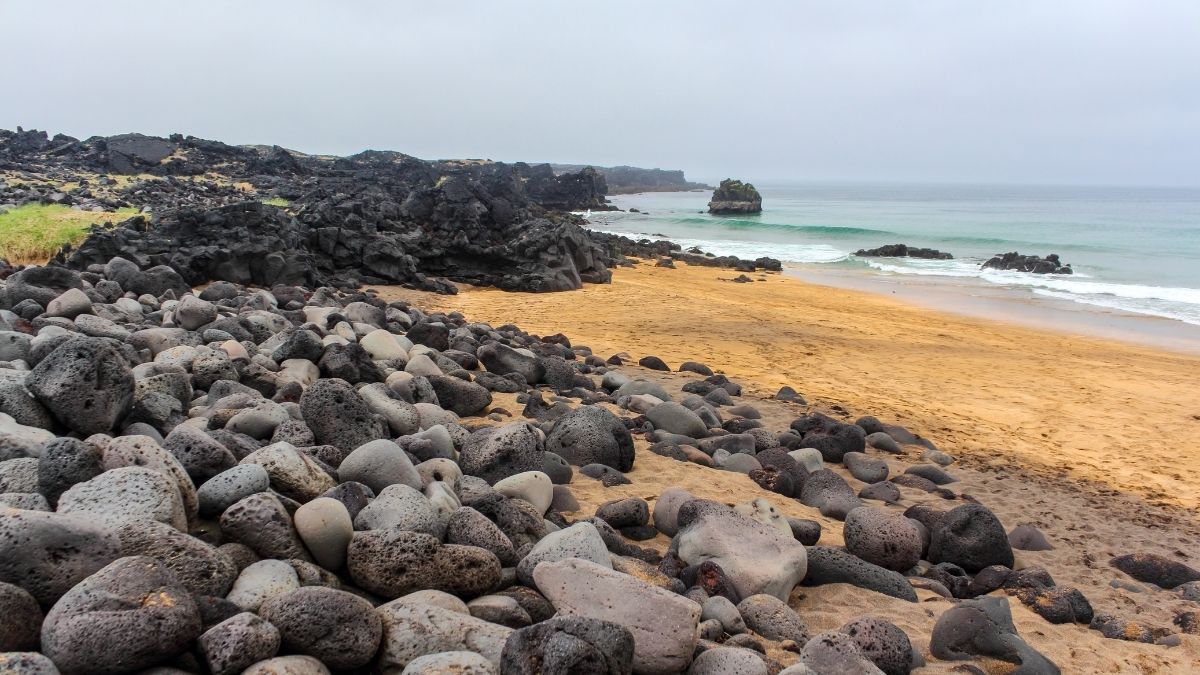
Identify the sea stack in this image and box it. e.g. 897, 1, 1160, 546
708, 178, 762, 214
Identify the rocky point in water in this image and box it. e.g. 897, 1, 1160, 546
707, 178, 763, 215
855, 244, 954, 260
982, 251, 1073, 274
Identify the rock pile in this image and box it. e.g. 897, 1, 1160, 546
982, 251, 1073, 274
855, 244, 953, 260
0, 255, 1176, 673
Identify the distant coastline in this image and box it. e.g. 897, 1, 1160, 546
550, 163, 711, 195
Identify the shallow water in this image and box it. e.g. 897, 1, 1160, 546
586, 182, 1200, 336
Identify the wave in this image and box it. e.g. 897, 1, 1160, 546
590, 227, 849, 264
638, 215, 896, 238
862, 256, 1200, 323
1032, 289, 1200, 326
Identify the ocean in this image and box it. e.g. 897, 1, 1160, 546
584, 182, 1200, 346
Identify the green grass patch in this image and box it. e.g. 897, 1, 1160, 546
261, 197, 290, 208
0, 204, 140, 264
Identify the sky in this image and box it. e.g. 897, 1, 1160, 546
2, 1, 1198, 186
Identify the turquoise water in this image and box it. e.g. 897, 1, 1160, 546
586, 183, 1200, 327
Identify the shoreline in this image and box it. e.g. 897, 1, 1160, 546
784, 262, 1200, 356
378, 260, 1200, 515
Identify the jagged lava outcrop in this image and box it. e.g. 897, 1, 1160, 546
2, 129, 613, 293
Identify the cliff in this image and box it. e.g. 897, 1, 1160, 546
551, 164, 710, 194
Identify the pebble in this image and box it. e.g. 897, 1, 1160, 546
114, 519, 238, 597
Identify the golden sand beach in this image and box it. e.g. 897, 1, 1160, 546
379, 260, 1200, 672
381, 261, 1200, 514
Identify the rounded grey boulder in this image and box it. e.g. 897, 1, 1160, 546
348, 528, 501, 599
445, 506, 517, 566
800, 631, 884, 674
840, 616, 916, 675
500, 615, 635, 675
927, 503, 1014, 572
427, 375, 493, 417
57, 466, 188, 531
843, 507, 923, 572
219, 492, 312, 562
799, 469, 864, 520
26, 336, 133, 435
338, 439, 422, 494
646, 401, 709, 439
41, 556, 202, 674
199, 612, 282, 675
459, 422, 545, 484
299, 378, 385, 451
0, 509, 120, 605
843, 452, 889, 483
163, 424, 238, 483
197, 464, 271, 517
36, 437, 104, 504
688, 647, 768, 675
0, 581, 42, 651
114, 519, 237, 597
544, 406, 635, 472
737, 594, 809, 643
260, 586, 383, 670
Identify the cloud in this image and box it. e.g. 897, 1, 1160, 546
2, 1, 1197, 185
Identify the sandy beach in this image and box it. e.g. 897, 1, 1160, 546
380, 261, 1200, 515
379, 259, 1200, 672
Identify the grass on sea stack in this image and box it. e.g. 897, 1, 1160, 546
0, 204, 140, 265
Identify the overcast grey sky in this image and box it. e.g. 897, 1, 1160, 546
2, 1, 1198, 186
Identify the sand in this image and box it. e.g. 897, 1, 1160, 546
377, 261, 1200, 672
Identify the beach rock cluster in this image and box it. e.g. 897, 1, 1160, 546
707, 178, 763, 215
0, 251, 1181, 673
982, 251, 1073, 274
855, 244, 953, 260
588, 231, 782, 273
